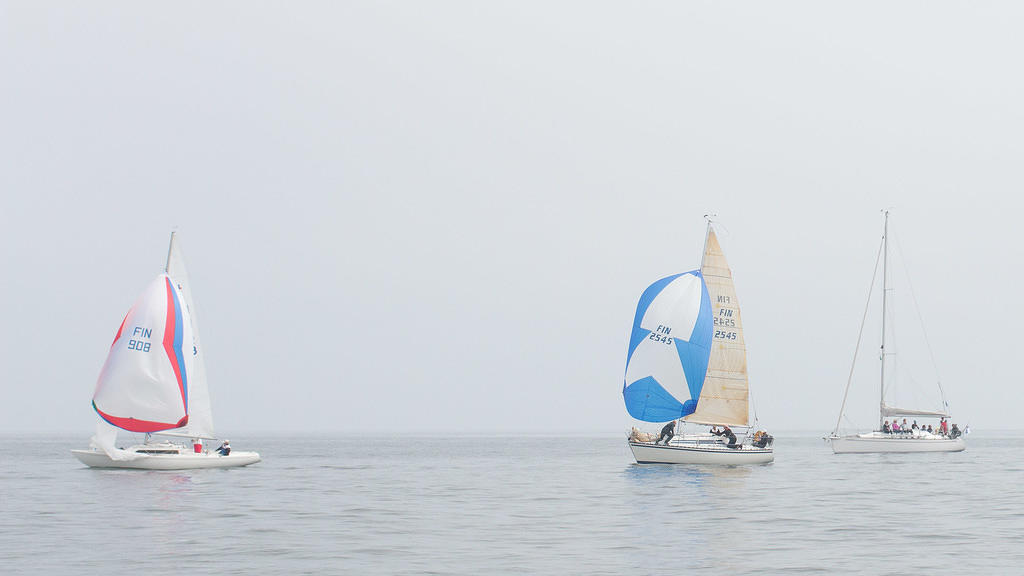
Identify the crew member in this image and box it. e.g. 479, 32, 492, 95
712, 425, 738, 448
656, 421, 676, 445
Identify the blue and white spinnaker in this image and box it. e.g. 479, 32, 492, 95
622, 271, 713, 422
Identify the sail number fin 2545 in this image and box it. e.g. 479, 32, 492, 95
648, 324, 674, 345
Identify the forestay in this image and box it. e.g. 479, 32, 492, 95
622, 271, 713, 422
686, 228, 750, 427
92, 274, 193, 433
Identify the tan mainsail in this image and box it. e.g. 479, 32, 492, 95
685, 227, 750, 427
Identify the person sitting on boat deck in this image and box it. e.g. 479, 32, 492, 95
950, 423, 962, 439
216, 440, 231, 456
752, 430, 772, 448
629, 427, 654, 443
892, 420, 901, 433
901, 419, 909, 433
656, 421, 676, 445
882, 420, 891, 434
711, 425, 738, 448
926, 425, 934, 434
911, 420, 919, 430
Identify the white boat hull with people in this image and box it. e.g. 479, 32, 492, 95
622, 219, 774, 465
629, 429, 774, 464
828, 432, 965, 454
827, 212, 966, 455
71, 441, 261, 470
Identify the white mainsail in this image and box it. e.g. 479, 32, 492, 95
685, 227, 750, 427
881, 405, 949, 418
164, 232, 215, 439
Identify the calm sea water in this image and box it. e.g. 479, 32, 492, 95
1, 432, 1021, 574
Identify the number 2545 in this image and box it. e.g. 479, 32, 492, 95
648, 333, 673, 345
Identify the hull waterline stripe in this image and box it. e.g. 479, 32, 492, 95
628, 442, 772, 454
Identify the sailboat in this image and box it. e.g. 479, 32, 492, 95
71, 232, 261, 469
827, 211, 965, 454
624, 219, 774, 464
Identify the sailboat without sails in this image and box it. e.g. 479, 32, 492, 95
827, 211, 965, 454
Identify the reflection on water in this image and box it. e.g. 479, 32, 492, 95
620, 461, 761, 570
92, 469, 199, 497
623, 461, 754, 502
624, 462, 753, 483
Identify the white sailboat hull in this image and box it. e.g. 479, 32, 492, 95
71, 448, 261, 470
628, 440, 774, 464
830, 214, 965, 457
829, 433, 965, 454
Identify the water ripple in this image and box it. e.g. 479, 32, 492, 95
2, 434, 1023, 574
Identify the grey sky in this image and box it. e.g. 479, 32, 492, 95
2, 2, 1021, 435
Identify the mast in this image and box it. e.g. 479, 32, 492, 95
879, 210, 889, 430
165, 231, 176, 273
700, 214, 713, 269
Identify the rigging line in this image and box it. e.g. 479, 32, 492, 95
887, 354, 933, 412
837, 413, 862, 436
832, 237, 885, 436
703, 212, 731, 238
891, 232, 948, 408
749, 380, 760, 427
715, 220, 732, 239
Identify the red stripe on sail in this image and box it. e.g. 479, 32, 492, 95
161, 278, 187, 413
111, 311, 130, 347
94, 404, 187, 433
